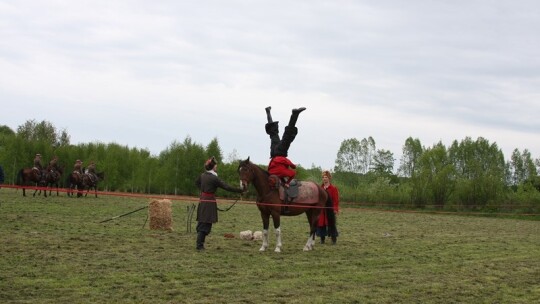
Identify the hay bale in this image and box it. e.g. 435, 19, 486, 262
149, 199, 173, 231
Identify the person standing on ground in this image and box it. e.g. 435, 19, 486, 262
194, 156, 246, 251
317, 170, 340, 244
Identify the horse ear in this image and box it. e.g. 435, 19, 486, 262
247, 156, 250, 162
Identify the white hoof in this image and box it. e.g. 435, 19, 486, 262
303, 244, 313, 251
259, 246, 267, 252
274, 247, 281, 253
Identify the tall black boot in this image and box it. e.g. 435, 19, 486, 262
288, 107, 306, 127
196, 232, 206, 251
265, 106, 273, 123
265, 122, 280, 158
265, 121, 279, 136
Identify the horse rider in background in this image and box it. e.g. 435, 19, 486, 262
33, 153, 44, 178
86, 161, 97, 183
73, 159, 83, 175
46, 155, 60, 180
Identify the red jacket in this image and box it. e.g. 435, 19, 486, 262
317, 183, 339, 227
268, 156, 296, 182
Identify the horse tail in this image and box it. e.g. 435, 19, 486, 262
325, 193, 337, 237
16, 169, 23, 185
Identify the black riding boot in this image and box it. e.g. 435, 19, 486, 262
196, 232, 206, 251
274, 126, 297, 157
288, 107, 306, 127
265, 106, 273, 123
320, 236, 326, 244
265, 122, 281, 158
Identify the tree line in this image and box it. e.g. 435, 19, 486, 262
333, 136, 540, 213
1, 120, 539, 213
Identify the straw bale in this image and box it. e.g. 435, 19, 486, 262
149, 199, 173, 231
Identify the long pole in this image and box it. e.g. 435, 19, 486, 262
99, 206, 148, 223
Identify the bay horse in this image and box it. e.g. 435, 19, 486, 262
81, 171, 105, 198
67, 171, 84, 197
40, 166, 64, 197
238, 157, 335, 252
16, 168, 46, 197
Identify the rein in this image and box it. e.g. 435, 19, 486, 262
217, 198, 239, 212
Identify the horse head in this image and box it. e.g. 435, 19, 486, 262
238, 157, 253, 190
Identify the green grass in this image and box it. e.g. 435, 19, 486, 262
1, 188, 539, 303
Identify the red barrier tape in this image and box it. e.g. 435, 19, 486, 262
2, 184, 538, 216
0, 184, 333, 209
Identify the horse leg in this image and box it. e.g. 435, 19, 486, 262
271, 211, 282, 253
259, 211, 270, 252
303, 210, 318, 251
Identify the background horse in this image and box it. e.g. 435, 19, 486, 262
16, 168, 46, 197
238, 157, 336, 252
67, 172, 83, 197
41, 166, 64, 197
81, 171, 105, 197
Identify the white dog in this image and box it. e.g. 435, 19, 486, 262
239, 230, 253, 240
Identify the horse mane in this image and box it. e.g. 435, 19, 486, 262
239, 158, 269, 177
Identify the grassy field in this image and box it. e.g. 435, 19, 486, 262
1, 188, 539, 303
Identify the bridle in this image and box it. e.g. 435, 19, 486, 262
238, 162, 253, 190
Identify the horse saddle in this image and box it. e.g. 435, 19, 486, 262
277, 180, 320, 205
268, 176, 299, 201
285, 179, 299, 200
84, 173, 97, 183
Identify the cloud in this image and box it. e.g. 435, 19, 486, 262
1, 1, 539, 170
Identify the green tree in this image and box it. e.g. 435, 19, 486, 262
509, 149, 537, 186
335, 138, 362, 173
398, 137, 423, 177
449, 137, 506, 209
360, 137, 376, 173
335, 136, 376, 174
372, 149, 395, 175
206, 137, 223, 162
412, 142, 455, 208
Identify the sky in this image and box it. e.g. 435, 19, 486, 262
1, 0, 539, 170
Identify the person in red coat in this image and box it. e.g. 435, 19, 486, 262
264, 106, 306, 186
317, 170, 340, 244
268, 156, 297, 184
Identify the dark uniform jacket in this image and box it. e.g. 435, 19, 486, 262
34, 158, 43, 170
195, 171, 243, 223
